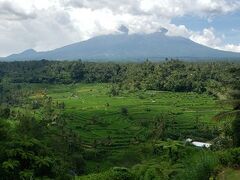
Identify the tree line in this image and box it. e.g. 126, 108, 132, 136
0, 59, 239, 94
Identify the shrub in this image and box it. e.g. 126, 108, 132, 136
0, 120, 10, 140
138, 95, 145, 99
121, 107, 128, 116
0, 106, 10, 119
145, 108, 151, 112
71, 153, 86, 174
32, 100, 41, 109
132, 160, 177, 180
139, 119, 150, 127
212, 136, 233, 150
77, 167, 135, 180
109, 167, 135, 180
109, 85, 120, 96
109, 150, 141, 166
218, 148, 240, 167
179, 151, 219, 180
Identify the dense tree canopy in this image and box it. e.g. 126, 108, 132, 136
0, 60, 239, 95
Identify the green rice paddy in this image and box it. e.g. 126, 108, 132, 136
37, 83, 229, 152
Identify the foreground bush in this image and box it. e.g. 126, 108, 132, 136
218, 148, 240, 167
132, 160, 180, 180
77, 167, 135, 180
178, 151, 219, 180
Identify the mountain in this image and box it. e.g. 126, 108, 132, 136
5, 49, 37, 60
2, 32, 240, 61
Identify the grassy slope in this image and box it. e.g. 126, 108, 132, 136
30, 83, 231, 174
217, 168, 240, 180
43, 83, 229, 144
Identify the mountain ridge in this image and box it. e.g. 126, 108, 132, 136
2, 32, 240, 61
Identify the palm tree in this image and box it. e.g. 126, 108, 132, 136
214, 67, 240, 146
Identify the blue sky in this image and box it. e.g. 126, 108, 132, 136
0, 0, 240, 56
172, 11, 240, 44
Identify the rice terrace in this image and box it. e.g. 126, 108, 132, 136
45, 83, 225, 148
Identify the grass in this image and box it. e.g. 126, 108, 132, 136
35, 83, 229, 147
217, 168, 240, 180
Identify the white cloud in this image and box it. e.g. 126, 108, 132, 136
190, 28, 222, 48
63, 0, 240, 18
221, 44, 240, 52
0, 0, 240, 56
166, 24, 191, 38
187, 27, 240, 53
0, 1, 36, 20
